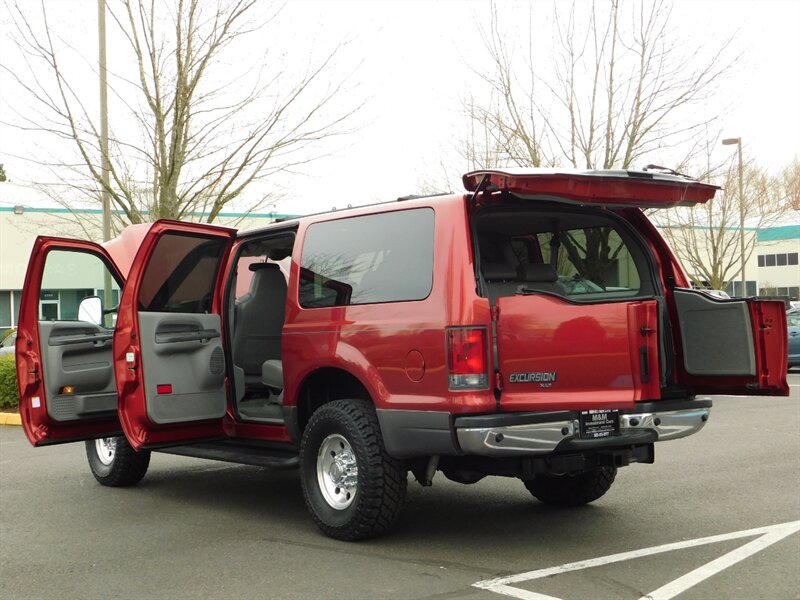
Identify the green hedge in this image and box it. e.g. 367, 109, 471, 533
0, 354, 19, 410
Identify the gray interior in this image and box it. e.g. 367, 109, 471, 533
674, 289, 756, 376
39, 321, 117, 421
474, 206, 655, 304
227, 232, 295, 425
139, 312, 227, 424
232, 263, 286, 386
230, 262, 287, 422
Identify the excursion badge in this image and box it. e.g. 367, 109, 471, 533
508, 371, 557, 387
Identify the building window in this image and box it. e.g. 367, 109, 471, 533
725, 280, 758, 297
0, 291, 10, 327
758, 252, 799, 267
759, 286, 800, 301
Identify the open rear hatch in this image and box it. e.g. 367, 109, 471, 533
463, 168, 719, 207
467, 168, 788, 412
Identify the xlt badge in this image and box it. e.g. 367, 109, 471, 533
508, 371, 557, 384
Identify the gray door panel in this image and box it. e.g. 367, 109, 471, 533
674, 289, 756, 376
139, 312, 226, 424
39, 321, 117, 421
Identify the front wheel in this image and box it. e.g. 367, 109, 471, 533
523, 466, 617, 507
299, 399, 407, 540
85, 436, 151, 487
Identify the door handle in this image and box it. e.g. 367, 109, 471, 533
639, 347, 650, 383
155, 329, 220, 344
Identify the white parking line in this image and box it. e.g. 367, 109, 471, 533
473, 520, 800, 600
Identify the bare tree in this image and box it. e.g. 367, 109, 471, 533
778, 158, 800, 211
455, 1, 743, 284
655, 154, 788, 290
2, 0, 358, 233
463, 0, 736, 171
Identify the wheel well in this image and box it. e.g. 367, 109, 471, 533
296, 368, 372, 434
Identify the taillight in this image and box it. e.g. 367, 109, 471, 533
447, 327, 489, 390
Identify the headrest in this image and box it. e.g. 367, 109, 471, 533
517, 263, 558, 283
249, 262, 281, 272
481, 261, 517, 281
268, 248, 292, 261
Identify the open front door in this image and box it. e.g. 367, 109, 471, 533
673, 289, 788, 396
113, 221, 236, 450
16, 238, 124, 446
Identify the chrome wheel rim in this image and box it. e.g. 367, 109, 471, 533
95, 437, 116, 466
316, 433, 358, 510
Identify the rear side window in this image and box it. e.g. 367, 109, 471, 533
138, 234, 227, 313
299, 208, 435, 308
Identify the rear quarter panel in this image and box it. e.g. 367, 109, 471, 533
282, 197, 496, 414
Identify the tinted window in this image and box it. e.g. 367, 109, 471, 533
789, 253, 799, 266
765, 255, 776, 267
777, 254, 788, 266
299, 208, 435, 308
757, 255, 765, 267
138, 234, 226, 313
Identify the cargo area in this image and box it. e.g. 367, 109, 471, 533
470, 198, 788, 408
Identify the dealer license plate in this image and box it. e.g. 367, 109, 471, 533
579, 409, 620, 439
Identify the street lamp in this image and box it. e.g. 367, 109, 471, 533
722, 137, 746, 296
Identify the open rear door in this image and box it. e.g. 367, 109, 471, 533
673, 289, 788, 396
113, 221, 235, 450
16, 238, 124, 446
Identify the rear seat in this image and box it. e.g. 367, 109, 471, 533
481, 261, 519, 304
516, 263, 565, 295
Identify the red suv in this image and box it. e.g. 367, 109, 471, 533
16, 169, 789, 540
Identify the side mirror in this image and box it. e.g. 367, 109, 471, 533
78, 296, 103, 326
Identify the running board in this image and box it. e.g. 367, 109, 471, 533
157, 441, 299, 469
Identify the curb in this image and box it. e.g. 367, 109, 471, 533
0, 412, 21, 426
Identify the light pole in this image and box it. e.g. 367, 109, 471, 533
98, 0, 112, 324
722, 137, 746, 296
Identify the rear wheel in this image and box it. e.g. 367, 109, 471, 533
523, 466, 616, 507
85, 436, 151, 487
299, 399, 407, 540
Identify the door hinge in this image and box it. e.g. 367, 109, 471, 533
28, 361, 40, 383
490, 305, 500, 322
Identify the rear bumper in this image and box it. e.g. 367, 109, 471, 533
454, 399, 711, 457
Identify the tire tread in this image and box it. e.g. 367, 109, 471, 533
300, 399, 407, 540
524, 466, 616, 507
85, 437, 150, 487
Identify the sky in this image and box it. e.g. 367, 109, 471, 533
1, 0, 799, 217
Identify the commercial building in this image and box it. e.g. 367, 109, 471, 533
0, 183, 288, 328
1, 184, 798, 327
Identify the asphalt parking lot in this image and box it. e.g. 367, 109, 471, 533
1, 374, 798, 600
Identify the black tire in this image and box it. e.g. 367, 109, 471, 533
299, 399, 407, 541
85, 436, 151, 487
523, 466, 617, 507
